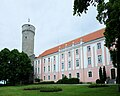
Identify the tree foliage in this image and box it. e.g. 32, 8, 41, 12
0, 48, 10, 83
0, 48, 32, 85
99, 67, 103, 83
73, 0, 120, 91
103, 66, 107, 81
98, 66, 107, 84
73, 0, 101, 16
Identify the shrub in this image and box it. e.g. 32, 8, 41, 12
88, 84, 109, 88
96, 79, 101, 84
56, 77, 79, 84
38, 81, 55, 84
23, 86, 62, 92
86, 82, 92, 84
40, 87, 62, 92
67, 78, 79, 84
23, 87, 43, 90
35, 78, 40, 83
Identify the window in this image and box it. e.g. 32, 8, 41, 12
76, 59, 79, 67
76, 49, 79, 55
68, 51, 71, 57
48, 58, 50, 62
44, 76, 45, 80
54, 75, 56, 80
98, 55, 102, 63
97, 43, 101, 49
88, 71, 92, 77
69, 73, 71, 78
25, 36, 27, 39
38, 60, 40, 64
87, 46, 91, 52
35, 68, 37, 74
43, 67, 45, 72
88, 57, 91, 65
54, 56, 56, 61
62, 63, 64, 69
48, 66, 50, 71
77, 73, 79, 78
44, 59, 46, 63
48, 75, 50, 80
38, 68, 39, 74
61, 53, 64, 59
54, 64, 56, 71
62, 74, 64, 79
68, 61, 71, 68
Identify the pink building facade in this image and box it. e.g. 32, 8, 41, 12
34, 29, 117, 83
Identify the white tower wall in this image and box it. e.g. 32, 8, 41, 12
22, 24, 35, 56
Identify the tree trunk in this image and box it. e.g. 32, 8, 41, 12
117, 37, 120, 92
117, 64, 120, 92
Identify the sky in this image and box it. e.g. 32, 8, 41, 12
0, 0, 105, 56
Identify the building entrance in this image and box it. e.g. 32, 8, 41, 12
111, 69, 115, 79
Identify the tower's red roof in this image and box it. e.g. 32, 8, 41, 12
38, 28, 105, 58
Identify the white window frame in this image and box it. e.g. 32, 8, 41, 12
76, 59, 79, 67
87, 46, 91, 52
88, 57, 91, 65
98, 55, 102, 63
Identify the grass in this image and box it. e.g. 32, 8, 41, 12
0, 84, 120, 96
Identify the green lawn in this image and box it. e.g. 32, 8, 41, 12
0, 84, 120, 96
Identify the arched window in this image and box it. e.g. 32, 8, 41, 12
88, 71, 92, 77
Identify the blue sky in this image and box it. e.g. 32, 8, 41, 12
0, 0, 105, 56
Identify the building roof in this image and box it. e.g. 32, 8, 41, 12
38, 28, 105, 58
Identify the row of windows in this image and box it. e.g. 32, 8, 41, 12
61, 49, 79, 59
43, 71, 92, 80
44, 75, 56, 80
87, 43, 101, 52
35, 60, 40, 65
61, 43, 101, 59
37, 43, 102, 65
35, 67, 40, 74
61, 59, 80, 70
43, 54, 102, 72
88, 55, 102, 65
44, 56, 56, 63
44, 65, 56, 72
44, 59, 80, 72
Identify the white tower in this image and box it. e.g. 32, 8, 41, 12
22, 23, 35, 56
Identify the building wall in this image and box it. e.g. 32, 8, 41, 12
34, 37, 117, 82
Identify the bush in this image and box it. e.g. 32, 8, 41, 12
56, 77, 79, 84
38, 81, 55, 84
40, 87, 62, 92
23, 87, 42, 90
35, 78, 40, 82
96, 79, 101, 84
88, 84, 109, 88
23, 86, 62, 92
96, 79, 105, 84
67, 78, 79, 84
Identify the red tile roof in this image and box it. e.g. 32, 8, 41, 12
38, 28, 105, 58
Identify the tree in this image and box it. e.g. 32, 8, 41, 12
99, 67, 103, 83
103, 66, 107, 82
73, 0, 120, 92
18, 52, 33, 84
9, 49, 20, 85
9, 50, 32, 85
0, 48, 33, 85
0, 48, 10, 84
